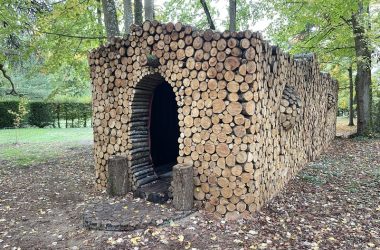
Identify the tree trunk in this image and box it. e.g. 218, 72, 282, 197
229, 0, 236, 32
352, 8, 371, 135
200, 0, 215, 30
96, 0, 104, 45
144, 0, 154, 21
57, 104, 61, 128
101, 0, 120, 39
123, 0, 133, 34
134, 0, 143, 25
348, 65, 354, 126
367, 4, 373, 129
0, 63, 18, 96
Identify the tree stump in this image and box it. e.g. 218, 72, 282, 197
107, 156, 130, 196
172, 163, 193, 210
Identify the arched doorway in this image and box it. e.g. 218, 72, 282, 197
129, 73, 179, 189
150, 82, 180, 175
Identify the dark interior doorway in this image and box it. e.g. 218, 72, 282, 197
149, 82, 179, 175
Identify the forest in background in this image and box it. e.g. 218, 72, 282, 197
0, 0, 379, 134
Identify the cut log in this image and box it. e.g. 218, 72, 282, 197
107, 156, 130, 196
172, 163, 194, 210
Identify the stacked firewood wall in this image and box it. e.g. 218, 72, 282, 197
88, 21, 338, 217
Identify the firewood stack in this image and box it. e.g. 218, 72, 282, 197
88, 20, 338, 217
280, 85, 302, 130
327, 93, 336, 110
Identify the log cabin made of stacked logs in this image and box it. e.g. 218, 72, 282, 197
88, 20, 338, 217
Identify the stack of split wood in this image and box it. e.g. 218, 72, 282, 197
88, 20, 338, 217
279, 85, 302, 130
327, 93, 336, 110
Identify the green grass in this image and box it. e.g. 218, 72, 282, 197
0, 128, 93, 166
1, 145, 57, 166
300, 173, 327, 186
0, 127, 93, 144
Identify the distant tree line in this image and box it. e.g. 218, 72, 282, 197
0, 101, 92, 129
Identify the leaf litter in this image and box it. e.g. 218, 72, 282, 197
0, 138, 378, 249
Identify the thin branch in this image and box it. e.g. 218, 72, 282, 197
74, 38, 83, 55
290, 2, 305, 18
40, 31, 107, 40
338, 86, 350, 90
51, 0, 67, 4
200, 0, 215, 30
339, 86, 350, 90
285, 1, 307, 3
0, 63, 19, 96
340, 16, 352, 27
325, 46, 355, 53
304, 22, 343, 45
299, 46, 355, 52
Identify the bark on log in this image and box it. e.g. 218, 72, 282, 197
107, 156, 130, 196
172, 163, 194, 210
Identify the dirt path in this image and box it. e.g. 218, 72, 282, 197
0, 138, 379, 249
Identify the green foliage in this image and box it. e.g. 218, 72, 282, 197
221, 0, 262, 31
157, 0, 219, 29
0, 101, 19, 128
0, 100, 92, 128
55, 102, 92, 128
235, 0, 258, 30
28, 102, 54, 128
33, 0, 104, 68
258, 0, 359, 71
0, 0, 102, 97
156, 0, 260, 31
0, 0, 41, 64
257, 0, 379, 134
255, 0, 378, 79
1, 55, 54, 98
8, 97, 29, 128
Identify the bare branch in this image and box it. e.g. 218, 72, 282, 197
200, 0, 215, 30
299, 46, 355, 52
51, 0, 67, 5
0, 63, 19, 96
303, 22, 344, 45
40, 31, 107, 40
74, 38, 83, 55
339, 86, 350, 90
229, 0, 236, 32
340, 16, 352, 27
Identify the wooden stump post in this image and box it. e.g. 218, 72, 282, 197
172, 163, 193, 210
107, 156, 130, 196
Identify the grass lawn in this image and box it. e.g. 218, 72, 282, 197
0, 128, 93, 166
0, 127, 93, 144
